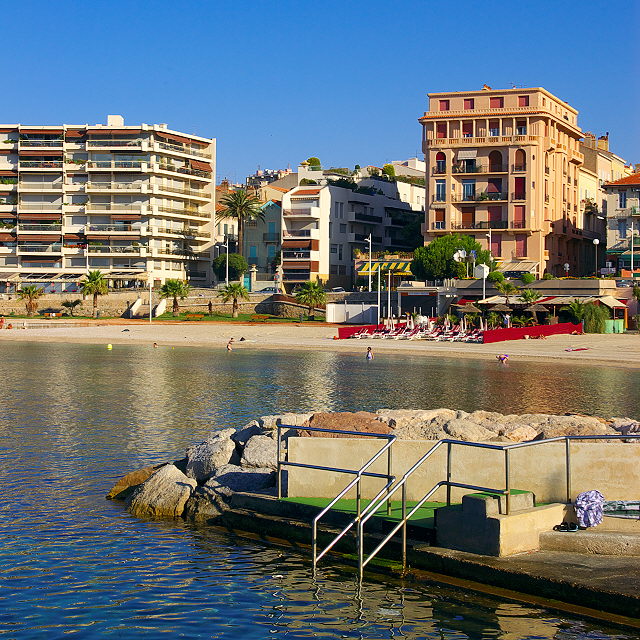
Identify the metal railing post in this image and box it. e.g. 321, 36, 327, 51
446, 442, 452, 506
276, 425, 282, 499
312, 520, 317, 573
356, 477, 361, 521
358, 521, 364, 582
504, 448, 511, 515
402, 483, 407, 570
565, 437, 572, 504
387, 442, 393, 516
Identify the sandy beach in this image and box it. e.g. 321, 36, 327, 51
0, 319, 638, 367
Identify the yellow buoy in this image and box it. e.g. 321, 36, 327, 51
107, 344, 113, 350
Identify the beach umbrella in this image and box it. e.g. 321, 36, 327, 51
458, 303, 482, 313
489, 303, 511, 312
524, 304, 549, 313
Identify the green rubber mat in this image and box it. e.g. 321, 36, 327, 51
281, 497, 449, 529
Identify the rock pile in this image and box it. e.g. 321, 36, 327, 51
108, 409, 637, 522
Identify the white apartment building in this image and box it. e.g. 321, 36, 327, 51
0, 115, 215, 291
603, 172, 640, 273
280, 163, 425, 290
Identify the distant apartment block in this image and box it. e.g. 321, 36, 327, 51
603, 172, 640, 272
420, 86, 606, 277
0, 115, 215, 291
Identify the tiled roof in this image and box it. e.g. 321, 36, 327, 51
269, 186, 289, 193
292, 188, 321, 196
605, 172, 640, 187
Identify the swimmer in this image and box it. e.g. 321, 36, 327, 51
496, 354, 509, 363
153, 342, 158, 348
366, 346, 374, 360
227, 337, 235, 351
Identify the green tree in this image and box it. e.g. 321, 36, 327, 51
494, 280, 520, 305
487, 270, 505, 283
519, 288, 541, 305
520, 272, 535, 285
382, 163, 396, 179
295, 281, 327, 320
218, 283, 249, 318
410, 234, 491, 281
582, 302, 609, 333
160, 279, 191, 315
486, 311, 502, 329
306, 157, 321, 170
80, 270, 109, 317
61, 299, 82, 317
633, 285, 640, 304
561, 299, 586, 324
217, 189, 265, 254
18, 285, 44, 316
212, 253, 248, 282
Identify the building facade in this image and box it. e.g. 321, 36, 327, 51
603, 173, 640, 272
420, 86, 602, 277
0, 115, 216, 291
280, 164, 425, 290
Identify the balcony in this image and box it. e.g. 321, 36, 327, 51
511, 192, 527, 201
347, 211, 383, 224
17, 224, 62, 232
156, 141, 211, 159
263, 232, 280, 242
283, 229, 319, 240
88, 224, 137, 232
154, 163, 212, 180
17, 203, 63, 211
18, 182, 64, 191
282, 269, 311, 281
283, 208, 318, 217
87, 245, 141, 254
85, 204, 143, 214
17, 244, 63, 253
87, 161, 145, 170
19, 161, 63, 170
155, 184, 208, 199
86, 182, 147, 192
431, 166, 447, 175
348, 233, 382, 243
432, 221, 446, 230
569, 149, 584, 164
432, 195, 447, 203
19, 140, 63, 148
87, 139, 142, 148
428, 134, 543, 148
282, 250, 311, 260
512, 165, 527, 172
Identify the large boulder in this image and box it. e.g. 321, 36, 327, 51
232, 421, 264, 447
298, 411, 391, 438
126, 464, 196, 518
610, 418, 640, 436
185, 428, 237, 482
207, 464, 275, 493
464, 410, 505, 432
535, 417, 618, 440
241, 435, 278, 470
501, 424, 538, 443
443, 418, 496, 442
183, 484, 227, 522
106, 463, 165, 500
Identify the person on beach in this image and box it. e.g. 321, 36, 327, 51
153, 342, 158, 348
496, 354, 509, 363
366, 346, 374, 360
227, 337, 234, 352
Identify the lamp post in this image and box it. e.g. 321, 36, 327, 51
223, 236, 229, 286
631, 220, 635, 276
148, 273, 153, 323
593, 238, 600, 277
367, 233, 372, 292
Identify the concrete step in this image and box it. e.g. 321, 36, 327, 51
540, 529, 640, 556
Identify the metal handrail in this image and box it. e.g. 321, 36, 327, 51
356, 433, 640, 579
275, 424, 396, 570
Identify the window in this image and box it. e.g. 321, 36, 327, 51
267, 245, 276, 259
488, 120, 500, 137
435, 151, 446, 173
619, 191, 627, 208
618, 219, 628, 238
330, 244, 337, 254
338, 245, 343, 260
435, 180, 446, 201
518, 95, 529, 107
434, 209, 445, 229
462, 122, 473, 138
490, 235, 502, 257
464, 98, 474, 110
333, 202, 344, 218
516, 120, 527, 135
462, 179, 476, 200
268, 222, 276, 233
515, 235, 527, 258
489, 96, 504, 109
339, 223, 347, 233
513, 204, 526, 227
439, 100, 450, 111
436, 123, 447, 139
249, 245, 257, 258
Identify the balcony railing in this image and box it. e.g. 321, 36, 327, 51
431, 166, 447, 175
86, 182, 146, 191
511, 192, 526, 201
19, 161, 63, 169
282, 270, 311, 280
17, 244, 63, 253
87, 245, 141, 253
17, 204, 62, 211
17, 224, 62, 231
283, 230, 312, 238
263, 232, 280, 242
87, 139, 142, 147
157, 141, 211, 159
512, 165, 527, 172
156, 163, 211, 179
19, 140, 63, 147
156, 205, 208, 217
283, 208, 316, 216
282, 250, 311, 259
87, 161, 144, 169
157, 184, 207, 197
18, 182, 63, 190
85, 204, 142, 212
187, 270, 208, 279
432, 195, 447, 203
88, 224, 135, 232
432, 221, 446, 230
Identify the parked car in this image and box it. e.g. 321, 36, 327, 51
327, 286, 346, 293
257, 287, 279, 293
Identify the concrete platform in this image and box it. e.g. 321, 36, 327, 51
540, 529, 640, 555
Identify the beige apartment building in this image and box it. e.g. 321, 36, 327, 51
420, 86, 601, 277
0, 115, 215, 291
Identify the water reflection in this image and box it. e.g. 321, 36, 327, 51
0, 342, 637, 639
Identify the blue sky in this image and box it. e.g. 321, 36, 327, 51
4, 1, 638, 182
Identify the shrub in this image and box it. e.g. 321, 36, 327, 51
582, 302, 610, 333
382, 163, 396, 179
212, 253, 248, 281
542, 273, 555, 280
487, 271, 505, 283
306, 157, 321, 170
520, 273, 535, 285
299, 178, 317, 185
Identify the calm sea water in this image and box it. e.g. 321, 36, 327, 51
0, 342, 637, 639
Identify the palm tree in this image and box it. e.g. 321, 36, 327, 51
18, 285, 44, 316
561, 299, 586, 324
218, 190, 265, 254
80, 270, 109, 317
519, 288, 541, 305
218, 283, 249, 318
61, 299, 82, 317
486, 311, 502, 329
159, 279, 191, 316
295, 281, 327, 320
494, 280, 520, 305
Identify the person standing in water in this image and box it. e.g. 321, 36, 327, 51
227, 337, 234, 351
366, 346, 374, 360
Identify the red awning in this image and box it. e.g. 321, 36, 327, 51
282, 240, 311, 249
18, 213, 61, 220
19, 150, 63, 156
65, 130, 85, 138
20, 129, 63, 134
0, 150, 12, 155
0, 128, 17, 134
0, 171, 18, 176
64, 233, 84, 240
86, 129, 141, 135
0, 233, 15, 241
20, 256, 60, 263
16, 234, 61, 241
283, 260, 311, 268
156, 131, 192, 145
110, 214, 141, 221
190, 160, 212, 172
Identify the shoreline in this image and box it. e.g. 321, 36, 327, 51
0, 320, 640, 368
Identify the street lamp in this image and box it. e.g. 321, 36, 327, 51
223, 235, 229, 286
366, 233, 372, 292
593, 238, 600, 277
